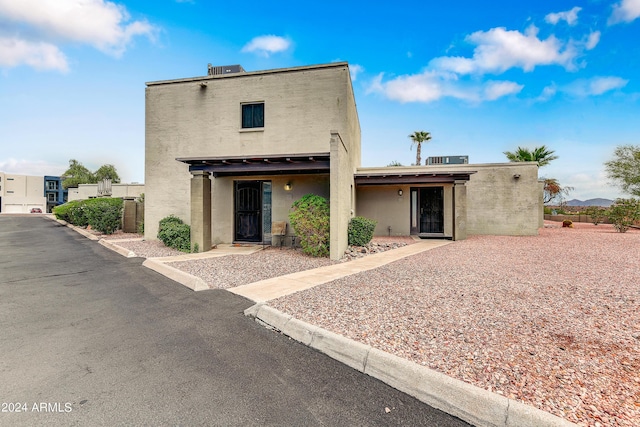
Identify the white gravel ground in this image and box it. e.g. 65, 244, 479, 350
168, 248, 336, 288
113, 239, 186, 258
269, 222, 640, 427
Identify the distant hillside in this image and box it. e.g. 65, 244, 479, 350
565, 198, 613, 207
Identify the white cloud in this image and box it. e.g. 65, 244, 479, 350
586, 76, 628, 94
0, 158, 66, 176
0, 0, 156, 71
429, 25, 579, 75
535, 77, 627, 102
349, 64, 364, 81
535, 85, 558, 102
545, 7, 582, 26
563, 76, 628, 97
0, 37, 69, 71
585, 31, 600, 50
368, 72, 522, 103
241, 35, 291, 57
483, 81, 524, 100
609, 0, 640, 24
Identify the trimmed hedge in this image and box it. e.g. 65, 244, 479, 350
157, 215, 191, 252
53, 198, 123, 234
85, 198, 123, 234
288, 194, 330, 257
348, 216, 377, 246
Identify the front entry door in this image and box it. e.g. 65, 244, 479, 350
410, 187, 444, 235
235, 181, 262, 242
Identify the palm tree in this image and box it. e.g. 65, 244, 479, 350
503, 145, 558, 167
409, 131, 432, 166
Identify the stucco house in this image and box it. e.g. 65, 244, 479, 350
145, 62, 542, 260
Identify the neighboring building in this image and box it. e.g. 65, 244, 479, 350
144, 62, 542, 260
44, 176, 68, 213
0, 172, 46, 213
68, 183, 144, 202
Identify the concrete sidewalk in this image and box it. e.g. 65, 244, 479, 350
228, 240, 452, 302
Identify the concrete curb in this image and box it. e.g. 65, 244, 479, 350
142, 259, 209, 291
98, 239, 136, 258
46, 216, 100, 241
67, 224, 100, 240
245, 304, 577, 427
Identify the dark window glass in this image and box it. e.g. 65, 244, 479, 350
242, 103, 264, 128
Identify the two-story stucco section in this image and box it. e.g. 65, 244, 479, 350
145, 62, 360, 259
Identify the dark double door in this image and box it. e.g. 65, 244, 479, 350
410, 187, 444, 236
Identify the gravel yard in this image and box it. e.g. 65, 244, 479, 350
270, 222, 640, 427
113, 239, 186, 258
168, 249, 336, 288
100, 222, 639, 426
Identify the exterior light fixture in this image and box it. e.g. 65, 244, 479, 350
398, 189, 403, 196
513, 174, 521, 180
284, 182, 292, 191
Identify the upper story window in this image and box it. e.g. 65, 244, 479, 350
46, 181, 58, 191
241, 103, 264, 129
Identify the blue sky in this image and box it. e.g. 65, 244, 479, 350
1, 0, 639, 201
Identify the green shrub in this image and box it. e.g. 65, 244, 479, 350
85, 198, 123, 234
608, 198, 640, 233
54, 198, 123, 233
584, 206, 607, 225
348, 216, 377, 246
288, 194, 330, 257
70, 202, 90, 227
157, 215, 191, 252
52, 200, 82, 222
159, 215, 185, 229
53, 199, 89, 226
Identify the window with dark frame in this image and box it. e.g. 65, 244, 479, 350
241, 103, 264, 129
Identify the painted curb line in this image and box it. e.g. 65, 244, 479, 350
245, 304, 577, 427
98, 239, 136, 258
142, 259, 209, 291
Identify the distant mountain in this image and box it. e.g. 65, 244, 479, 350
565, 198, 614, 207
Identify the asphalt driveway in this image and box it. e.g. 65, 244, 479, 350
0, 216, 469, 426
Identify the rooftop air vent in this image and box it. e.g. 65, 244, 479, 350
427, 156, 469, 165
207, 64, 246, 76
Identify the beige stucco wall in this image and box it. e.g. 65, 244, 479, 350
145, 62, 361, 250
355, 184, 455, 238
355, 162, 540, 237
463, 162, 540, 235
0, 174, 46, 213
68, 184, 145, 201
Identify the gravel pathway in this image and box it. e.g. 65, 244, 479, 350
270, 222, 640, 427
113, 239, 186, 258
168, 248, 336, 289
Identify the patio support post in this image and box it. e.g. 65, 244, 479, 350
453, 180, 467, 240
190, 170, 212, 252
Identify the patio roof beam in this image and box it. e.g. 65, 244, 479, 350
354, 172, 475, 186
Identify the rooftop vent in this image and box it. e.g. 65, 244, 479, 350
207, 64, 245, 76
427, 156, 469, 165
